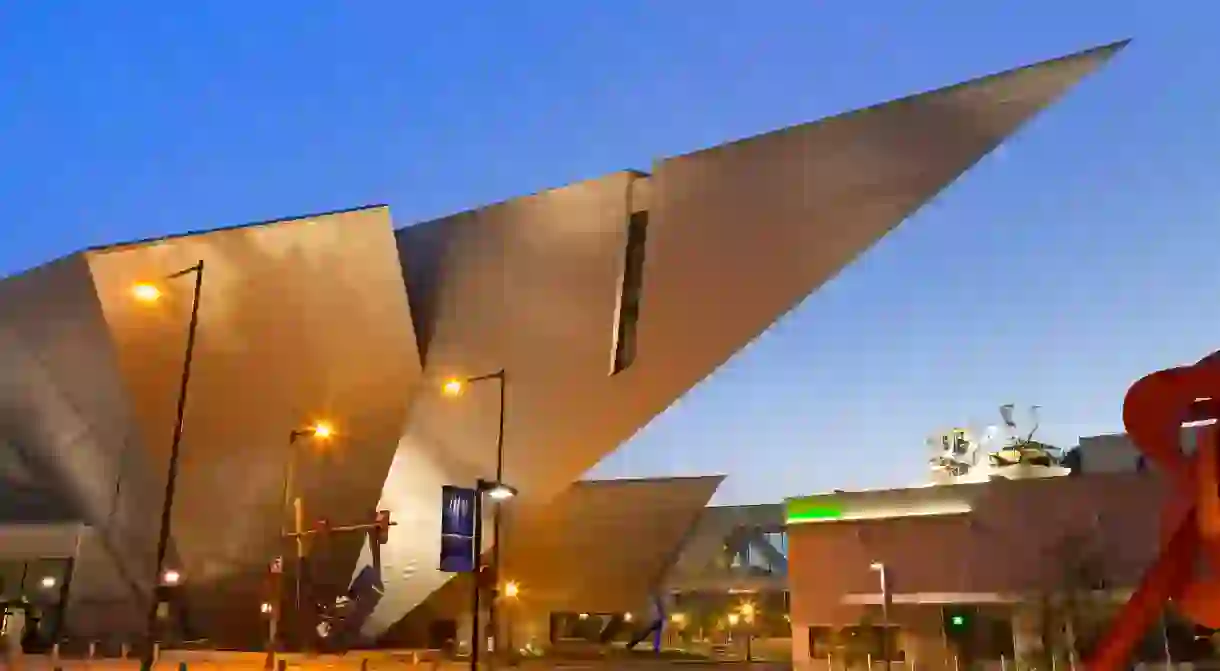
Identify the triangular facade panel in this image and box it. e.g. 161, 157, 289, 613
81, 206, 420, 645
369, 42, 1125, 635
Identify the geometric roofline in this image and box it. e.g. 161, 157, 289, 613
0, 40, 1128, 646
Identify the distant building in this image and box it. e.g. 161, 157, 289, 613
663, 504, 790, 649
783, 419, 1214, 667
1073, 426, 1205, 474
785, 472, 1167, 668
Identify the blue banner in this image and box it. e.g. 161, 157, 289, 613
440, 485, 477, 573
441, 485, 475, 536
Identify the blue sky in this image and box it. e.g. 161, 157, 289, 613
1, 2, 1215, 505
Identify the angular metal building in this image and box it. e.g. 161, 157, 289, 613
380, 475, 727, 650
0, 41, 1124, 648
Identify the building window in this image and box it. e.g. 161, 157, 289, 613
611, 211, 648, 374
763, 531, 788, 557
840, 625, 903, 661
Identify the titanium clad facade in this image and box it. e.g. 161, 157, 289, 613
364, 41, 1126, 635
82, 205, 420, 643
0, 255, 160, 636
378, 476, 724, 649
0, 41, 1126, 647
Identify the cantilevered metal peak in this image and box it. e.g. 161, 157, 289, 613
636, 40, 1134, 445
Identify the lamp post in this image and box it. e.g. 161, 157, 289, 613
133, 261, 204, 671
277, 422, 334, 653
740, 602, 756, 661
469, 478, 517, 671
443, 370, 509, 659
503, 581, 519, 659
870, 562, 892, 671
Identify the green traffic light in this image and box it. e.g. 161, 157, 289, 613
951, 615, 965, 627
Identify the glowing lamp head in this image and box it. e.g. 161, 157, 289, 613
441, 378, 464, 397
503, 581, 520, 598
311, 422, 334, 440
162, 569, 182, 586
487, 484, 516, 500
132, 283, 162, 303
728, 613, 741, 626
260, 602, 273, 614
40, 576, 57, 589
740, 603, 756, 618
623, 612, 633, 622
478, 478, 518, 500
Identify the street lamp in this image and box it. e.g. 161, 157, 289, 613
443, 370, 511, 659
739, 602, 756, 661
740, 602, 756, 623
470, 477, 516, 671
503, 581, 520, 657
135, 261, 205, 671
870, 561, 892, 671
276, 421, 335, 652
503, 581, 520, 598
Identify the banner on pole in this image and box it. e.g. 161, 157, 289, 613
439, 485, 477, 573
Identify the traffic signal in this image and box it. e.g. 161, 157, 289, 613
943, 606, 974, 640
374, 510, 392, 545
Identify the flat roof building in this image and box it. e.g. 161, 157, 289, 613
785, 469, 1169, 669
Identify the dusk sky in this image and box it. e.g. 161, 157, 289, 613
1, 2, 1215, 505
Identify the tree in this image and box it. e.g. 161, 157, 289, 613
1026, 532, 1110, 670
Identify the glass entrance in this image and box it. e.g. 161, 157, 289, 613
0, 557, 72, 649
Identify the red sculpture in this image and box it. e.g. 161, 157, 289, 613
1084, 352, 1220, 670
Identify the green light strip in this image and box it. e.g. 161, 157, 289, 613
785, 498, 843, 523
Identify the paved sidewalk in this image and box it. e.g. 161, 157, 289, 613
18, 651, 440, 670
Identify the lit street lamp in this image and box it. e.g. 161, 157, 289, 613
443, 370, 511, 660
277, 422, 335, 652
740, 602, 756, 661
134, 261, 204, 671
469, 477, 517, 671
870, 561, 892, 671
503, 581, 520, 657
